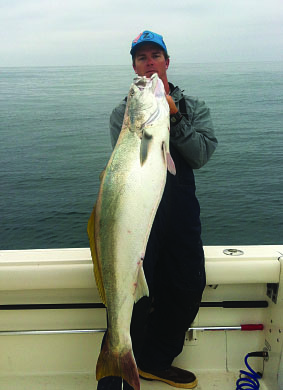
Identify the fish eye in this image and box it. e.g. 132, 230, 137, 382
130, 88, 135, 96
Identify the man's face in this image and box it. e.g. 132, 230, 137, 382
133, 43, 169, 81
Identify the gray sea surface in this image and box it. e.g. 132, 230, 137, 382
0, 62, 282, 249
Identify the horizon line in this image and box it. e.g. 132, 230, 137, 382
1, 59, 283, 68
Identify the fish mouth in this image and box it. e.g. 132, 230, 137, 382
134, 73, 161, 93
134, 76, 148, 91
133, 74, 164, 101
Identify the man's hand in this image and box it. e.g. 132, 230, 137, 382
166, 95, 178, 115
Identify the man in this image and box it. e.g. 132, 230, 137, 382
98, 30, 217, 390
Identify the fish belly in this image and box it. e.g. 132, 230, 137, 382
97, 131, 167, 347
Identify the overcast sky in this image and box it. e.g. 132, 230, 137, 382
1, 0, 282, 66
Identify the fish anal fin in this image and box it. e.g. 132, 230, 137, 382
140, 131, 153, 166
87, 203, 107, 306
134, 266, 149, 303
96, 333, 140, 390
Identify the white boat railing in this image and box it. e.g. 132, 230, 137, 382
0, 245, 282, 292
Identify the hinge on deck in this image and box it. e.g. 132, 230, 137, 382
266, 283, 279, 304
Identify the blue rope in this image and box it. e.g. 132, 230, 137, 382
236, 353, 261, 389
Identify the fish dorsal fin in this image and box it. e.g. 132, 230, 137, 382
134, 266, 149, 303
87, 204, 107, 306
140, 131, 153, 166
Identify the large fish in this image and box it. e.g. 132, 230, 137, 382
87, 73, 176, 390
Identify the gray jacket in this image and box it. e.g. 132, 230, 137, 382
109, 83, 217, 169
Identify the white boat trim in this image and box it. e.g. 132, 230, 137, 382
0, 245, 282, 291
0, 245, 282, 389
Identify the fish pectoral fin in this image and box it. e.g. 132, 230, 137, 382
87, 203, 107, 306
166, 152, 176, 175
134, 266, 149, 303
162, 142, 176, 175
140, 131, 153, 166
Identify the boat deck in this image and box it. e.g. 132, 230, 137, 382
0, 370, 262, 390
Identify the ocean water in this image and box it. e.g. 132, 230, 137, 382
0, 62, 282, 250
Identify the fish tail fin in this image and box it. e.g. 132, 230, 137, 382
96, 333, 140, 390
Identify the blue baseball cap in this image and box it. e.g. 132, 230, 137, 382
130, 30, 167, 56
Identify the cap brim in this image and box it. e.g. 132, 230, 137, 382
131, 41, 166, 56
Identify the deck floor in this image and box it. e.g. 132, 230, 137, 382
0, 371, 269, 390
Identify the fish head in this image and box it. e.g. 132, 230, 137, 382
127, 73, 169, 134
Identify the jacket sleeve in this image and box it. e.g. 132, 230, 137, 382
170, 96, 218, 169
109, 99, 127, 149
